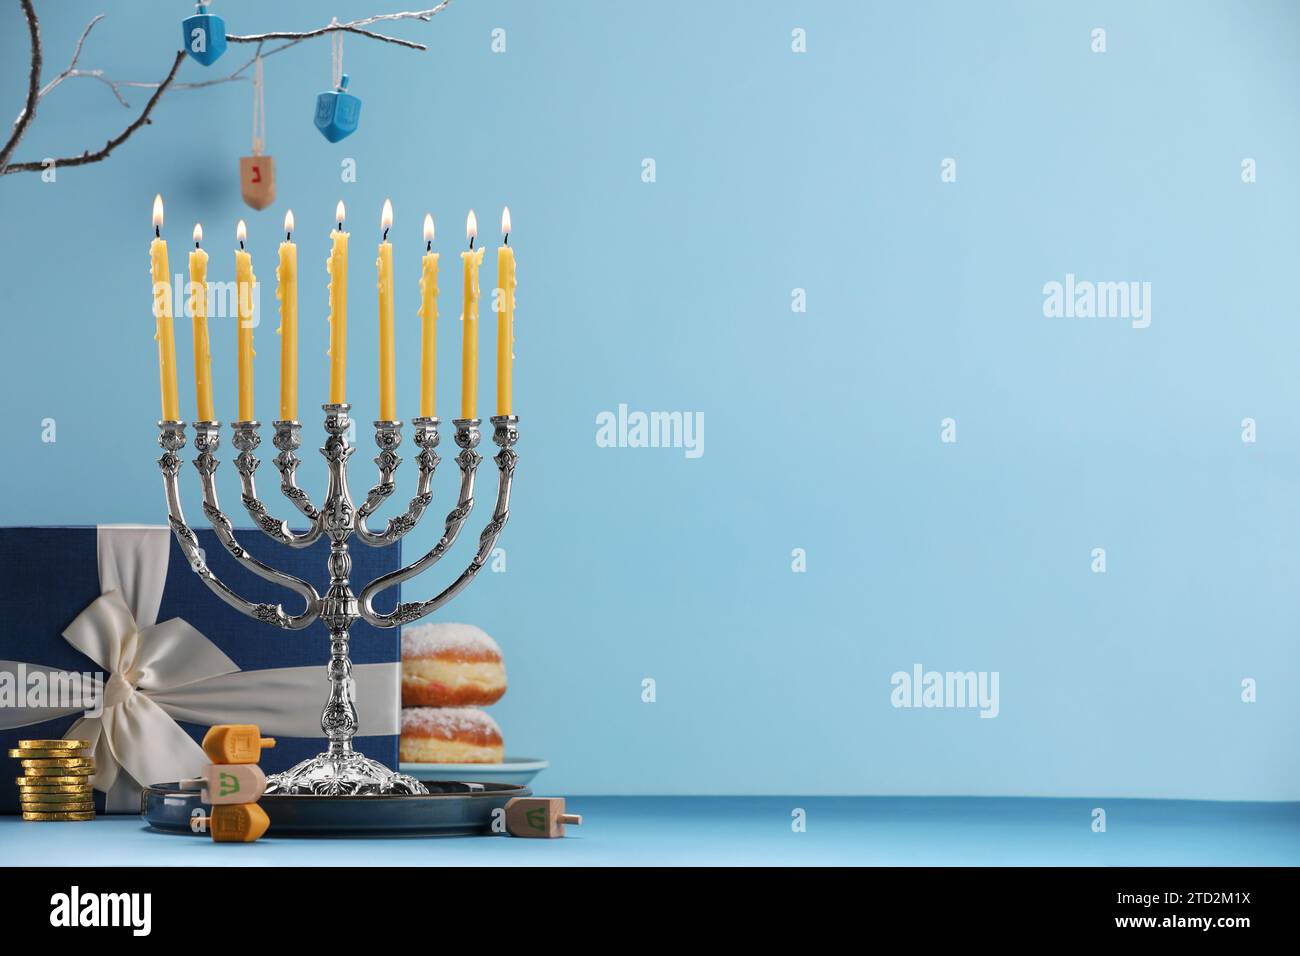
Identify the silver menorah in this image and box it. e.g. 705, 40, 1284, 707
156, 404, 518, 795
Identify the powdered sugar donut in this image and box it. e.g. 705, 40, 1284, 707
401, 622, 507, 707
400, 707, 504, 764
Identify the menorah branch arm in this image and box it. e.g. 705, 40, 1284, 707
354, 418, 440, 547
188, 421, 321, 630
358, 416, 517, 628
270, 419, 324, 528
231, 421, 323, 549
158, 421, 320, 630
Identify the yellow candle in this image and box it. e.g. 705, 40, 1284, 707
235, 219, 256, 422
327, 200, 349, 404
150, 194, 180, 421
496, 206, 516, 416
460, 209, 484, 420
189, 223, 213, 422
419, 214, 439, 418
277, 209, 298, 421
377, 199, 396, 421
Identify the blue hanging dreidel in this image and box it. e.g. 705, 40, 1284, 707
315, 74, 361, 143
182, 1, 227, 67
315, 33, 360, 142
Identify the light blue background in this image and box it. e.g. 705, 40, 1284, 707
2, 1, 1298, 800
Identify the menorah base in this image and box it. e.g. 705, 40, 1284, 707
264, 750, 428, 796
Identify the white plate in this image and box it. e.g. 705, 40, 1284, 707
400, 757, 549, 787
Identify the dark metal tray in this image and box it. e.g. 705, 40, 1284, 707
141, 781, 530, 837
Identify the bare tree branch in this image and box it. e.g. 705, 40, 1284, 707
0, 2, 453, 175
226, 4, 450, 50
20, 4, 452, 102
0, 0, 43, 171
0, 50, 184, 175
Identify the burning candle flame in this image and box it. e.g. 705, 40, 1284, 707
152, 194, 164, 231
466, 209, 477, 245
423, 213, 435, 244
501, 206, 511, 236
236, 219, 247, 245
284, 209, 295, 236
335, 200, 346, 226
381, 198, 393, 236
193, 223, 203, 245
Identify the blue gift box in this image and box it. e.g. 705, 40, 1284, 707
0, 526, 402, 814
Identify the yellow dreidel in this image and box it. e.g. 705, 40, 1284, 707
193, 802, 271, 843
505, 797, 583, 838
202, 724, 276, 765
179, 764, 267, 805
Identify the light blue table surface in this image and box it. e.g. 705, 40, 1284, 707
2, 797, 1297, 867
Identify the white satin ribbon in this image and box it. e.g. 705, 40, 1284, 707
0, 526, 399, 812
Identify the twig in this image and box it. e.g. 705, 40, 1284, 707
0, 50, 184, 175
226, 4, 450, 50
34, 15, 131, 108
0, 0, 43, 171
37, 14, 105, 97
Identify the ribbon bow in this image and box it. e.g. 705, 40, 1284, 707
64, 591, 235, 811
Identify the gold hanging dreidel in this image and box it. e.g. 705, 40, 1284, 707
239, 54, 275, 210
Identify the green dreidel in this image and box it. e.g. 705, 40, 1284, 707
179, 764, 267, 805
505, 797, 583, 838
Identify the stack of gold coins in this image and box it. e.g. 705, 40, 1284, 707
10, 739, 95, 821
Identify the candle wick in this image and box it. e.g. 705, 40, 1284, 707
426, 241, 432, 253
469, 236, 475, 250
155, 226, 160, 238
383, 227, 389, 241
195, 241, 200, 249
504, 233, 509, 246
338, 222, 343, 231
286, 232, 291, 241
239, 240, 245, 250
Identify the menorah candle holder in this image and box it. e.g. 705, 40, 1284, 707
157, 404, 519, 795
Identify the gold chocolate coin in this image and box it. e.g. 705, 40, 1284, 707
20, 790, 94, 801
17, 739, 90, 750
18, 784, 92, 794
20, 757, 93, 769
21, 810, 96, 821
8, 748, 83, 759
16, 773, 93, 784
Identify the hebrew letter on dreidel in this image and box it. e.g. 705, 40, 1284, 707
180, 764, 268, 805
505, 797, 583, 838
195, 803, 270, 843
